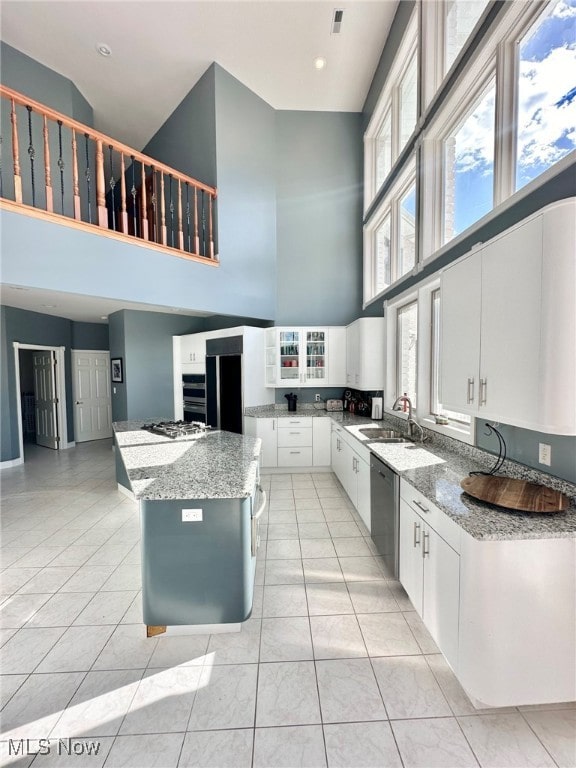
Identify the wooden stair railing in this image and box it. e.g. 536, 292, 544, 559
0, 85, 217, 263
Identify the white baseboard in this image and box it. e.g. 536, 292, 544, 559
164, 622, 241, 636
0, 457, 24, 469
117, 483, 135, 501
260, 466, 332, 474
61, 441, 76, 450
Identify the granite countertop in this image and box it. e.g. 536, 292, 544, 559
113, 421, 261, 501
245, 408, 576, 541
349, 422, 576, 541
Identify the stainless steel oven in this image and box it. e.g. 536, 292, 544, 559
182, 373, 206, 423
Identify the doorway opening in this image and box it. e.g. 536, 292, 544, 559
13, 343, 69, 465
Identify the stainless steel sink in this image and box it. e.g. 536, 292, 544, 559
377, 437, 412, 444
359, 428, 408, 440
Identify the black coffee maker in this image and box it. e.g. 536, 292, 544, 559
285, 392, 298, 412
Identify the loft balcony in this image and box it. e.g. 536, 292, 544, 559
0, 85, 218, 265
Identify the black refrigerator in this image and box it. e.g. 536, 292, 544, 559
205, 335, 243, 434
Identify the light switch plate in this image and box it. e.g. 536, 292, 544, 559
182, 508, 203, 522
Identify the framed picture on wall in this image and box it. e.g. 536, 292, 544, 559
111, 358, 123, 383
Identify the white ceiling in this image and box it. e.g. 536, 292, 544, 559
1, 0, 399, 151
1, 1, 398, 324
1, 285, 211, 323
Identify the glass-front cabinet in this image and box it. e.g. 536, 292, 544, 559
266, 327, 329, 387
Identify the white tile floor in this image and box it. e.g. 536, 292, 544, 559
1, 440, 575, 767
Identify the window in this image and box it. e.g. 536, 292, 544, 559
374, 212, 391, 294
443, 76, 496, 242
364, 10, 418, 208
430, 289, 471, 425
399, 51, 418, 149
376, 109, 392, 190
445, 0, 490, 74
515, 0, 576, 191
364, 164, 416, 303
397, 300, 418, 407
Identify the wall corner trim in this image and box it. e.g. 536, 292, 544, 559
0, 457, 24, 469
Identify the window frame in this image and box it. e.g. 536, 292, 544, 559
384, 277, 475, 444
363, 159, 417, 305
364, 9, 418, 211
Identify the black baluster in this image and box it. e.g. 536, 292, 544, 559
201, 190, 206, 256
26, 106, 36, 207
185, 182, 191, 252
130, 156, 138, 237
84, 134, 92, 223
108, 145, 116, 231
150, 169, 157, 240
169, 174, 174, 247
57, 120, 65, 214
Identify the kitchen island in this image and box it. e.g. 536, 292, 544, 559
113, 421, 263, 635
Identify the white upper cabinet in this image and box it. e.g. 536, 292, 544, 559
265, 327, 346, 388
180, 333, 207, 372
440, 198, 576, 434
346, 318, 385, 391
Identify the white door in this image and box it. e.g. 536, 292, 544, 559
33, 351, 59, 449
72, 351, 113, 442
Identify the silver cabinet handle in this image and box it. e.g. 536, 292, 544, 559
290, 451, 301, 455
467, 377, 475, 404
414, 500, 429, 514
289, 431, 301, 435
422, 530, 430, 558
480, 378, 487, 406
75, 401, 83, 404
413, 521, 421, 547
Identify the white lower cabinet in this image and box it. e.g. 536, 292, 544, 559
244, 416, 331, 468
244, 417, 277, 468
331, 423, 371, 531
399, 481, 460, 670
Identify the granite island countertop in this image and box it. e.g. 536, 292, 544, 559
113, 421, 261, 501
246, 407, 576, 541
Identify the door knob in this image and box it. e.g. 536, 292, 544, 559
76, 401, 83, 404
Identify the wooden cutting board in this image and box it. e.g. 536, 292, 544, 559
461, 475, 570, 513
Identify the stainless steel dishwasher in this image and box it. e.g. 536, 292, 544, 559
370, 455, 400, 578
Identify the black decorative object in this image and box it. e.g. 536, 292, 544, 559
111, 358, 123, 383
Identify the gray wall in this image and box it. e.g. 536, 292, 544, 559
476, 420, 576, 485
109, 310, 205, 422
0, 307, 112, 461
72, 322, 109, 350
275, 111, 365, 326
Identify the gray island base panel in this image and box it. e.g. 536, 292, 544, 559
112, 421, 263, 635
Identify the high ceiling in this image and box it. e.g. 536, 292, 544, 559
1, 0, 399, 151
1, 1, 399, 323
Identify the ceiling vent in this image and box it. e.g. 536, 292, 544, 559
331, 9, 344, 34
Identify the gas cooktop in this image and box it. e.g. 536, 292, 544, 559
141, 421, 211, 439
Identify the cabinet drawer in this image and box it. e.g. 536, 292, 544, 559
277, 428, 313, 447
278, 447, 313, 466
400, 479, 461, 553
278, 417, 313, 429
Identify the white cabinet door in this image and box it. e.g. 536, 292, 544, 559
355, 453, 371, 531
313, 418, 332, 466
331, 427, 347, 487
440, 253, 481, 414
347, 318, 385, 391
327, 327, 346, 387
245, 417, 277, 468
422, 527, 460, 669
399, 499, 423, 615
339, 439, 358, 507
180, 333, 207, 373
480, 217, 542, 425
346, 321, 359, 387
266, 327, 341, 388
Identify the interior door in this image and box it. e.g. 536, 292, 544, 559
72, 351, 113, 442
33, 351, 59, 449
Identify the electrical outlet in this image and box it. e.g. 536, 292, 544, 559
538, 443, 551, 466
315, 394, 321, 402
182, 508, 203, 522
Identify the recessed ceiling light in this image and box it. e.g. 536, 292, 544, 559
100, 315, 108, 320
96, 43, 112, 57
41, 304, 56, 308
314, 57, 327, 71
